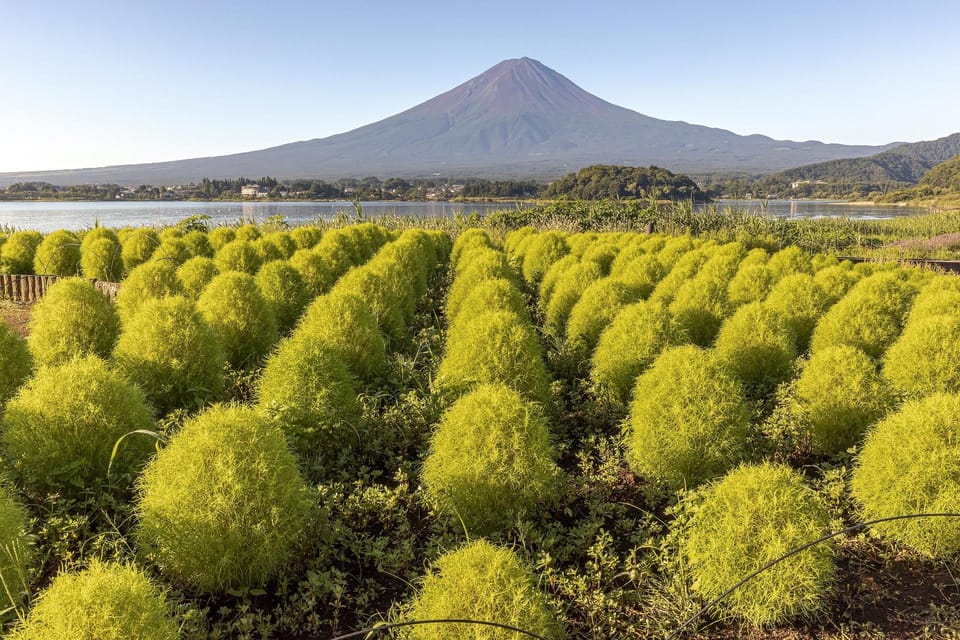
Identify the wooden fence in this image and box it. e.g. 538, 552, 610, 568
0, 275, 120, 303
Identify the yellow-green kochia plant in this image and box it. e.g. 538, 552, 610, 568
422, 384, 562, 536
290, 225, 322, 250
543, 261, 602, 338
625, 345, 751, 491
119, 227, 160, 273
8, 560, 178, 640
176, 255, 220, 298
27, 278, 120, 366
852, 393, 960, 558
681, 463, 834, 627
762, 274, 832, 352
564, 277, 644, 362
115, 259, 184, 320
0, 321, 33, 409
197, 271, 279, 369
255, 259, 311, 334
33, 230, 81, 277
297, 291, 386, 383
521, 230, 569, 285
136, 405, 315, 593
0, 486, 33, 617
668, 242, 746, 346
448, 277, 530, 334
207, 226, 236, 250
406, 539, 563, 640
882, 312, 960, 397
214, 239, 263, 274
80, 236, 122, 281
713, 302, 797, 400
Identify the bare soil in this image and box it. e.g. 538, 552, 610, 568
0, 300, 31, 338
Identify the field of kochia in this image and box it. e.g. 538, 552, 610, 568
0, 218, 958, 639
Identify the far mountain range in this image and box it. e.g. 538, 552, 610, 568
0, 57, 954, 187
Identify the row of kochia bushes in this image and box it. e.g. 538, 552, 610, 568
493, 227, 960, 626
0, 224, 459, 637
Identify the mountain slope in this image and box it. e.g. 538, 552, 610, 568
0, 58, 899, 186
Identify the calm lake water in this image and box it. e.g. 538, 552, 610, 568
0, 199, 930, 233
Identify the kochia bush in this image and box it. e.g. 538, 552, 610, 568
852, 393, 960, 558
197, 271, 278, 368
521, 230, 569, 285
113, 296, 225, 414
543, 261, 603, 338
762, 274, 832, 352
407, 540, 561, 640
9, 560, 178, 640
255, 259, 310, 334
445, 248, 515, 320
116, 260, 184, 320
625, 345, 751, 491
668, 242, 745, 346
120, 228, 159, 273
214, 239, 263, 274
27, 278, 120, 366
176, 256, 220, 298
0, 322, 33, 409
682, 463, 834, 627
713, 302, 797, 399
883, 313, 960, 396
289, 248, 337, 297
297, 291, 386, 382
422, 384, 561, 536
290, 225, 322, 250
0, 486, 33, 616
0, 232, 42, 274
80, 237, 122, 281
449, 277, 530, 333
33, 230, 81, 276
207, 226, 236, 250
564, 277, 644, 362
1, 356, 155, 499
137, 405, 314, 593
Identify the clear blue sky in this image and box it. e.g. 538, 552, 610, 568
2, 0, 958, 172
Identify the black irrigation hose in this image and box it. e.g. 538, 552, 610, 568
665, 512, 960, 640
328, 618, 550, 640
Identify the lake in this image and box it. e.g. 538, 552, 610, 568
0, 199, 930, 233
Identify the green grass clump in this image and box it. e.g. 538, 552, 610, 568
682, 463, 834, 627
436, 310, 552, 408
80, 236, 122, 281
256, 331, 360, 463
810, 271, 918, 359
883, 313, 960, 396
176, 256, 220, 298
214, 239, 263, 274
27, 278, 120, 366
207, 226, 236, 250
9, 560, 178, 640
137, 405, 313, 593
521, 231, 569, 285
120, 228, 160, 273
852, 393, 960, 557
0, 322, 33, 409
543, 261, 602, 338
289, 248, 337, 297
590, 301, 686, 411
33, 230, 80, 276
774, 345, 895, 456
625, 345, 750, 491
0, 486, 33, 616
297, 291, 386, 382
422, 384, 561, 536
255, 260, 310, 334
407, 539, 561, 640
290, 225, 322, 250
197, 271, 278, 368
564, 278, 644, 362
1, 232, 42, 274
113, 296, 225, 414
1, 355, 154, 499
115, 260, 184, 320
713, 302, 796, 399
762, 274, 832, 352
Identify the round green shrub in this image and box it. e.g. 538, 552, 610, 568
449, 277, 529, 333
252, 236, 285, 264
207, 226, 236, 250
0, 486, 33, 615
726, 263, 775, 307
150, 237, 192, 265
422, 384, 561, 536
255, 260, 310, 334
1, 355, 155, 498
214, 239, 263, 274
264, 231, 297, 258
503, 226, 536, 257
590, 301, 686, 411
27, 278, 120, 366
256, 331, 360, 461
812, 264, 862, 303
543, 261, 603, 338
763, 274, 832, 352
113, 296, 225, 414
713, 302, 797, 399
407, 539, 561, 640
883, 313, 960, 396
297, 291, 386, 382
647, 246, 711, 306
315, 230, 361, 274
767, 245, 813, 278
33, 230, 81, 276
904, 275, 960, 321
0, 322, 33, 409
9, 560, 178, 640
565, 232, 599, 258
436, 310, 552, 408
290, 225, 322, 250
682, 463, 834, 627
852, 393, 960, 557
654, 235, 698, 271
176, 256, 220, 298
615, 253, 666, 298
625, 345, 750, 490
234, 223, 262, 242
450, 228, 493, 268
537, 254, 579, 312
182, 229, 214, 258
158, 227, 183, 240
445, 249, 515, 320
1, 232, 41, 274
120, 228, 160, 273
811, 253, 840, 271
668, 243, 745, 347
565, 278, 644, 361
607, 237, 647, 275
779, 345, 895, 455
521, 231, 569, 285
115, 260, 184, 320
80, 236, 122, 281
197, 271, 278, 368
80, 226, 118, 248
137, 405, 314, 593
580, 241, 620, 274
289, 248, 336, 297
334, 266, 406, 340
810, 271, 918, 359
